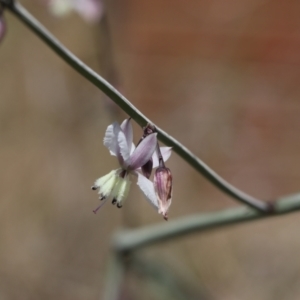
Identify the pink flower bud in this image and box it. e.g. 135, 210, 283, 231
154, 167, 172, 220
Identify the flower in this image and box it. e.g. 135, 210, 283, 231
46, 0, 103, 23
92, 118, 172, 218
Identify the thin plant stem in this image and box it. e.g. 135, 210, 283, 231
6, 1, 269, 212
102, 252, 126, 300
112, 192, 300, 252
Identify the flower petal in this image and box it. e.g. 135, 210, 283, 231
92, 169, 119, 199
137, 172, 158, 209
129, 133, 157, 170
130, 143, 136, 155
118, 130, 131, 165
93, 170, 115, 189
103, 122, 121, 156
111, 177, 131, 208
152, 147, 172, 168
120, 118, 133, 153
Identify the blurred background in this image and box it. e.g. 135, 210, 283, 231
1, 0, 300, 299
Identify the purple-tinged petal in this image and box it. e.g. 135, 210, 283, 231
120, 118, 133, 153
117, 130, 130, 165
0, 17, 6, 44
136, 172, 158, 209
103, 122, 120, 156
152, 147, 172, 168
130, 143, 135, 155
129, 133, 157, 170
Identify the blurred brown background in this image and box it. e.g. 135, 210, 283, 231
1, 0, 300, 299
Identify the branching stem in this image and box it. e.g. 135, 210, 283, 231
112, 192, 300, 252
7, 2, 270, 212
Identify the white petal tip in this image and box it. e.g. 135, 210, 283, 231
159, 207, 169, 221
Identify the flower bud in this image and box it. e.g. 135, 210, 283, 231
154, 167, 172, 220
143, 123, 156, 136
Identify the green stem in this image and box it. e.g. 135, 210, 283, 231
112, 192, 300, 252
102, 253, 126, 300
7, 1, 269, 212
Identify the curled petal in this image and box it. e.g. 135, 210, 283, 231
129, 133, 157, 170
152, 147, 172, 168
137, 172, 158, 209
103, 122, 120, 156
120, 118, 133, 153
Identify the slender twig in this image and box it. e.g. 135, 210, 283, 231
6, 1, 270, 212
102, 252, 126, 300
112, 192, 300, 252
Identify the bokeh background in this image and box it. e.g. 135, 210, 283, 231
1, 0, 300, 299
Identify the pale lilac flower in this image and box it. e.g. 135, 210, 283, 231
92, 118, 172, 218
47, 0, 103, 23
